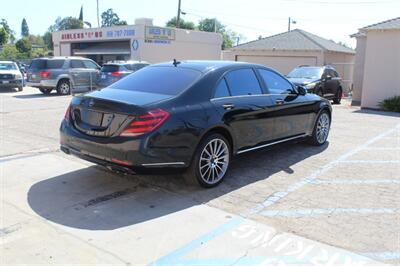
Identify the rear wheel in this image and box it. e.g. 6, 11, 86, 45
184, 134, 231, 188
308, 111, 331, 146
333, 88, 342, 104
39, 88, 52, 94
17, 86, 23, 92
57, 80, 71, 95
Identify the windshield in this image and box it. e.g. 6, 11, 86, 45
0, 62, 17, 70
110, 66, 202, 95
287, 67, 323, 79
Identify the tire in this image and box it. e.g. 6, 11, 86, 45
183, 133, 231, 188
17, 86, 23, 92
308, 110, 331, 146
56, 80, 71, 95
39, 88, 52, 94
316, 88, 324, 97
333, 88, 342, 104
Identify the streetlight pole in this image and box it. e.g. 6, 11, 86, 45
176, 0, 182, 28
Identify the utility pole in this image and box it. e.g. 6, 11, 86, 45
176, 0, 182, 28
214, 18, 217, 33
96, 0, 100, 27
288, 17, 296, 32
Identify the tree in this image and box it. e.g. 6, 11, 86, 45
101, 9, 127, 27
79, 6, 83, 21
28, 34, 44, 46
43, 31, 53, 50
0, 19, 15, 43
21, 18, 29, 37
48, 17, 83, 32
166, 16, 195, 30
0, 44, 19, 60
0, 27, 9, 45
15, 38, 32, 53
198, 18, 239, 49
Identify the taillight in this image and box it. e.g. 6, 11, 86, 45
64, 106, 70, 122
39, 71, 50, 78
111, 71, 123, 77
120, 109, 169, 137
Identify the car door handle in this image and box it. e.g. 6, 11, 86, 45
222, 104, 235, 110
275, 99, 285, 105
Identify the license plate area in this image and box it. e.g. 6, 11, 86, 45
74, 109, 114, 128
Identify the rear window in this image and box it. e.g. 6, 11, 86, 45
101, 65, 122, 72
125, 63, 148, 71
110, 66, 201, 95
30, 59, 64, 69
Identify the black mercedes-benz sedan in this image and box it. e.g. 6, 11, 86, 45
60, 60, 332, 187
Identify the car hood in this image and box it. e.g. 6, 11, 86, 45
287, 77, 320, 86
0, 70, 20, 75
85, 88, 172, 106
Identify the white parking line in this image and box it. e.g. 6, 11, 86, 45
364, 147, 400, 151
338, 160, 400, 164
311, 179, 400, 185
362, 251, 400, 261
246, 124, 400, 215
261, 208, 399, 217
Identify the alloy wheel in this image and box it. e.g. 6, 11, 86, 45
316, 113, 330, 144
199, 138, 229, 185
59, 82, 70, 95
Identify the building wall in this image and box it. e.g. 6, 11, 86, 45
324, 51, 355, 92
351, 35, 367, 105
222, 49, 324, 75
52, 24, 222, 63
361, 30, 400, 109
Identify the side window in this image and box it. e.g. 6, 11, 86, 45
225, 69, 262, 96
83, 60, 99, 69
70, 60, 85, 68
214, 78, 230, 98
258, 69, 293, 94
333, 70, 339, 77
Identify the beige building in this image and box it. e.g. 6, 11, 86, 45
351, 17, 400, 109
223, 29, 355, 90
52, 18, 222, 65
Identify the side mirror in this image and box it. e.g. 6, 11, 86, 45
296, 86, 307, 96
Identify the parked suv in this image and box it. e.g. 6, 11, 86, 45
27, 57, 100, 95
97, 61, 149, 88
287, 65, 343, 104
0, 61, 24, 92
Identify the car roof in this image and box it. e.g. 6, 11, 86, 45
152, 60, 261, 73
0, 61, 17, 64
105, 61, 149, 65
32, 56, 88, 60
296, 65, 335, 70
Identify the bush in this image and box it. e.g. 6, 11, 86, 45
379, 96, 400, 112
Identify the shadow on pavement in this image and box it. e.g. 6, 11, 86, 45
13, 93, 61, 99
28, 141, 328, 230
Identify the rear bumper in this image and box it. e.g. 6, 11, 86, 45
27, 79, 58, 88
60, 120, 189, 174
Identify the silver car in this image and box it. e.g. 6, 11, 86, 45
27, 57, 100, 95
0, 61, 24, 92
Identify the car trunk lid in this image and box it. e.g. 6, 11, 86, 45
70, 88, 171, 137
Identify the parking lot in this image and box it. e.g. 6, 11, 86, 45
1, 87, 399, 265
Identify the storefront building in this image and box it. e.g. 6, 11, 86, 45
52, 18, 222, 65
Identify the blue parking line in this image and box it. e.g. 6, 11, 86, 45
149, 217, 244, 266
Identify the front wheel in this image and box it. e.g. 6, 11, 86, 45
183, 134, 231, 188
308, 111, 331, 146
17, 86, 23, 92
333, 88, 342, 104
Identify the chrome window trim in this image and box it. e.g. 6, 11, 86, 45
210, 93, 297, 101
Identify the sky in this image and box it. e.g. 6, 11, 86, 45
1, 0, 399, 48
